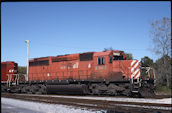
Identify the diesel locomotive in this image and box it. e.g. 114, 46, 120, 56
1, 50, 155, 97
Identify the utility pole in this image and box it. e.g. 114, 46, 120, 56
25, 40, 29, 81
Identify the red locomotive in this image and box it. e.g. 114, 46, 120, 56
1, 61, 18, 82
1, 61, 19, 92
29, 50, 141, 81
1, 50, 155, 97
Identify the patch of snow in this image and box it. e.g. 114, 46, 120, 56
115, 104, 172, 110
27, 94, 171, 105
1, 97, 97, 113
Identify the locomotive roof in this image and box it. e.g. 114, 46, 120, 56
30, 52, 94, 60
30, 56, 51, 61
29, 50, 124, 61
1, 61, 17, 64
94, 51, 112, 56
94, 50, 124, 56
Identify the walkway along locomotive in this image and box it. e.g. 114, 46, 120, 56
1, 50, 155, 97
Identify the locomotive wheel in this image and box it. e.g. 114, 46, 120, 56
89, 83, 128, 96
107, 89, 117, 96
30, 85, 40, 94
22, 86, 32, 94
122, 89, 131, 96
20, 85, 29, 93
107, 84, 118, 96
20, 86, 25, 93
89, 84, 100, 95
38, 85, 47, 94
108, 84, 126, 96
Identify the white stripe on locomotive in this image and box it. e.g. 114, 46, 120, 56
135, 71, 140, 79
131, 60, 137, 66
131, 61, 139, 73
131, 60, 141, 79
131, 68, 140, 78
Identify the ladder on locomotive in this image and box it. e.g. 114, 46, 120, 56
130, 77, 141, 93
6, 74, 20, 87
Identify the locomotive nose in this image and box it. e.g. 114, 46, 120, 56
112, 60, 141, 79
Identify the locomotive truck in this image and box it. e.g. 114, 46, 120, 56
1, 50, 155, 97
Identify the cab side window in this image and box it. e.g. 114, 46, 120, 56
109, 56, 112, 63
97, 57, 105, 65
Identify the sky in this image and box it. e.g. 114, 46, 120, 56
1, 2, 171, 66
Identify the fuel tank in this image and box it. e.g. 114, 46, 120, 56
46, 84, 88, 95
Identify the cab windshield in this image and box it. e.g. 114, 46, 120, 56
113, 55, 124, 60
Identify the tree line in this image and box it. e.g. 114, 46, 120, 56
148, 17, 171, 88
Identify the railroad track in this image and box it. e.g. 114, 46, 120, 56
2, 93, 172, 113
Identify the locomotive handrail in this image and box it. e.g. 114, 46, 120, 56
17, 74, 20, 85
14, 74, 18, 85
9, 74, 12, 87
14, 74, 20, 85
140, 66, 155, 79
6, 74, 10, 87
140, 67, 151, 73
6, 74, 12, 87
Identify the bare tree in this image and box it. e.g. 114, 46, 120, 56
150, 17, 171, 87
150, 17, 171, 56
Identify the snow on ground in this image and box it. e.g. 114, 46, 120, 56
1, 97, 97, 113
29, 94, 172, 105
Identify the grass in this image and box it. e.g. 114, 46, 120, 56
155, 86, 171, 95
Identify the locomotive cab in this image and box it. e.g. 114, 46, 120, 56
108, 51, 133, 80
93, 50, 129, 81
112, 51, 126, 60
